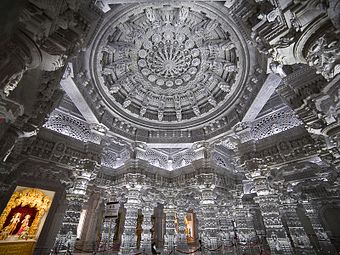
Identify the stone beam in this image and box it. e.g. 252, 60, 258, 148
60, 64, 99, 124
147, 143, 193, 149
242, 74, 282, 122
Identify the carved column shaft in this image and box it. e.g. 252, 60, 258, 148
119, 189, 140, 254
163, 204, 177, 251
218, 207, 232, 244
101, 217, 116, 248
242, 153, 294, 255
280, 200, 316, 255
232, 204, 257, 254
254, 193, 293, 255
302, 201, 337, 254
199, 189, 218, 249
54, 192, 87, 253
53, 160, 97, 253
77, 191, 103, 250
141, 206, 153, 251
176, 210, 188, 249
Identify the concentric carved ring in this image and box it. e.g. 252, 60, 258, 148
91, 3, 249, 129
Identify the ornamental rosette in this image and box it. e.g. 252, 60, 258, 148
92, 3, 249, 129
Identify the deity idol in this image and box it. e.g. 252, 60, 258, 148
17, 214, 31, 236
1, 212, 21, 235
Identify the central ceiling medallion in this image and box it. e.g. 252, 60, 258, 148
139, 23, 201, 89
93, 3, 249, 129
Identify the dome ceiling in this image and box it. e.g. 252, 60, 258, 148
89, 2, 255, 134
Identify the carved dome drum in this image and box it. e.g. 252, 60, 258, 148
90, 2, 250, 130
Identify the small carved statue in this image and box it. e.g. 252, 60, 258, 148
17, 214, 31, 236
0, 212, 22, 239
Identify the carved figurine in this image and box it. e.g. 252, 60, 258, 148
17, 214, 31, 236
0, 212, 22, 238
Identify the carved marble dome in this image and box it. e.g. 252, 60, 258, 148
89, 3, 253, 132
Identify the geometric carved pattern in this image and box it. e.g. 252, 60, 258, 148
212, 151, 238, 172
251, 109, 302, 141
102, 148, 130, 169
172, 148, 197, 169
137, 146, 199, 170
212, 152, 228, 168
93, 3, 246, 129
137, 147, 169, 169
43, 110, 91, 142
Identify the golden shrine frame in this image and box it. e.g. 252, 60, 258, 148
0, 188, 51, 240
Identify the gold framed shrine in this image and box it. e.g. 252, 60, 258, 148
0, 186, 54, 255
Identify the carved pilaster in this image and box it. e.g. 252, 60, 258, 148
197, 174, 218, 249
218, 205, 232, 246
314, 76, 340, 170
101, 201, 119, 251
280, 198, 316, 255
241, 144, 294, 254
163, 202, 177, 252
53, 159, 98, 253
254, 193, 293, 255
119, 173, 144, 254
53, 191, 87, 253
302, 200, 337, 254
176, 210, 188, 250
141, 206, 153, 252
76, 190, 103, 251
232, 202, 257, 254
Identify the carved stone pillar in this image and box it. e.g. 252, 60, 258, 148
141, 206, 153, 252
176, 210, 188, 250
242, 149, 294, 254
120, 199, 139, 254
53, 159, 97, 253
53, 191, 87, 253
280, 198, 316, 255
254, 193, 293, 255
313, 76, 340, 171
218, 205, 232, 245
101, 201, 119, 251
232, 203, 257, 254
302, 200, 337, 254
76, 190, 103, 251
119, 173, 144, 254
195, 209, 203, 240
197, 174, 219, 249
163, 202, 177, 252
